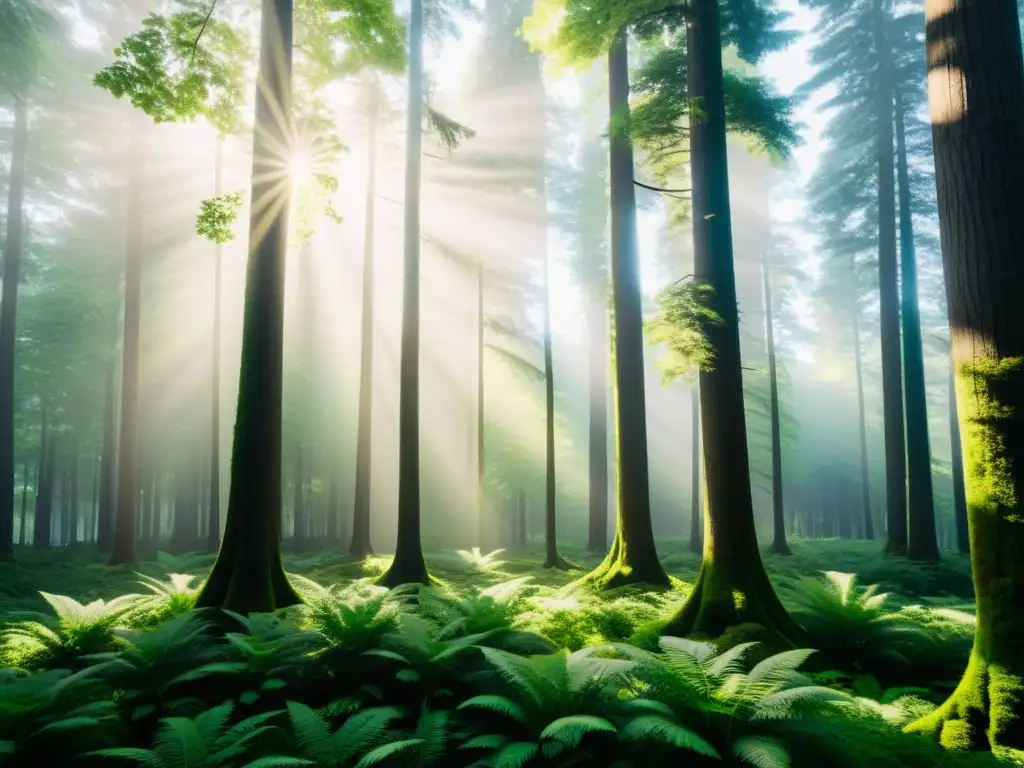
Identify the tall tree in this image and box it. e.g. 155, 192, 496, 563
107, 113, 145, 566
762, 253, 788, 555
948, 368, 968, 555
895, 86, 938, 561
906, 0, 1024, 750
689, 385, 701, 554
351, 78, 381, 558
380, 0, 430, 587
197, 0, 302, 611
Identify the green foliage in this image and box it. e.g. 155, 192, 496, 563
0, 0, 61, 96
645, 279, 723, 382
196, 192, 244, 245
93, 2, 249, 136
0, 592, 143, 670
425, 106, 476, 152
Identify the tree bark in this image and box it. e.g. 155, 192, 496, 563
664, 0, 803, 643
380, 0, 430, 587
895, 88, 939, 562
689, 385, 702, 554
109, 114, 145, 566
97, 275, 119, 553
208, 140, 223, 554
196, 0, 301, 612
351, 81, 379, 558
583, 32, 669, 589
948, 368, 969, 555
871, 0, 908, 557
542, 205, 569, 571
763, 255, 789, 555
69, 435, 79, 545
0, 97, 28, 558
19, 460, 29, 546
33, 409, 53, 549
905, 0, 1024, 750
586, 271, 609, 552
852, 300, 874, 539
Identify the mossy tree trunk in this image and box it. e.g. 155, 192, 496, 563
586, 253, 608, 553
351, 89, 378, 558
109, 114, 145, 566
583, 32, 669, 590
895, 88, 938, 562
663, 0, 803, 643
948, 368, 969, 555
0, 97, 28, 559
871, 0, 908, 557
905, 0, 1024, 750
379, 0, 430, 588
196, 0, 301, 613
689, 385, 702, 554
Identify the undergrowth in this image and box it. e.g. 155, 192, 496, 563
0, 541, 999, 767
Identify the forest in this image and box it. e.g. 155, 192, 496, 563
0, 0, 1022, 764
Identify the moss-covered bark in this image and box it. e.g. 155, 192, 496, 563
379, 0, 431, 588
689, 386, 702, 554
581, 32, 669, 590
905, 0, 1024, 750
196, 0, 300, 614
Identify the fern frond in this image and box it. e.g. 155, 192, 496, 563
619, 715, 720, 757
539, 715, 616, 747
732, 735, 791, 768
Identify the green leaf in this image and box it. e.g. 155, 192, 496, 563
239, 691, 260, 705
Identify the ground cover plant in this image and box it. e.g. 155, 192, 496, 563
0, 541, 1012, 767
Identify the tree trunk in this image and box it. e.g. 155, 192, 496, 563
291, 443, 306, 546
208, 141, 223, 554
586, 272, 608, 552
542, 211, 569, 570
97, 281, 119, 553
352, 84, 379, 558
852, 300, 874, 539
895, 88, 939, 561
517, 489, 526, 548
664, 0, 804, 643
109, 114, 145, 566
196, 0, 301, 612
948, 368, 969, 555
19, 460, 29, 546
763, 255, 789, 555
905, 0, 1024, 749
69, 435, 79, 545
380, 0, 430, 587
871, 0, 908, 557
689, 385, 702, 554
151, 465, 162, 547
0, 97, 28, 558
33, 413, 54, 549
583, 31, 669, 589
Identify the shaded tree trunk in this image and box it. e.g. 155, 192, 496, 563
69, 435, 79, 545
97, 282, 119, 553
852, 301, 874, 539
380, 0, 430, 587
291, 444, 306, 546
583, 32, 669, 589
689, 385, 702, 554
906, 0, 1024, 749
351, 82, 379, 559
19, 461, 29, 546
208, 141, 224, 554
872, 0, 908, 557
664, 0, 804, 643
109, 114, 145, 566
0, 97, 28, 558
763, 254, 789, 555
895, 88, 939, 562
33, 411, 54, 549
196, 0, 301, 612
949, 368, 969, 555
586, 272, 608, 552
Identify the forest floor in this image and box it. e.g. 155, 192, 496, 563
0, 537, 975, 615
2, 538, 1004, 768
